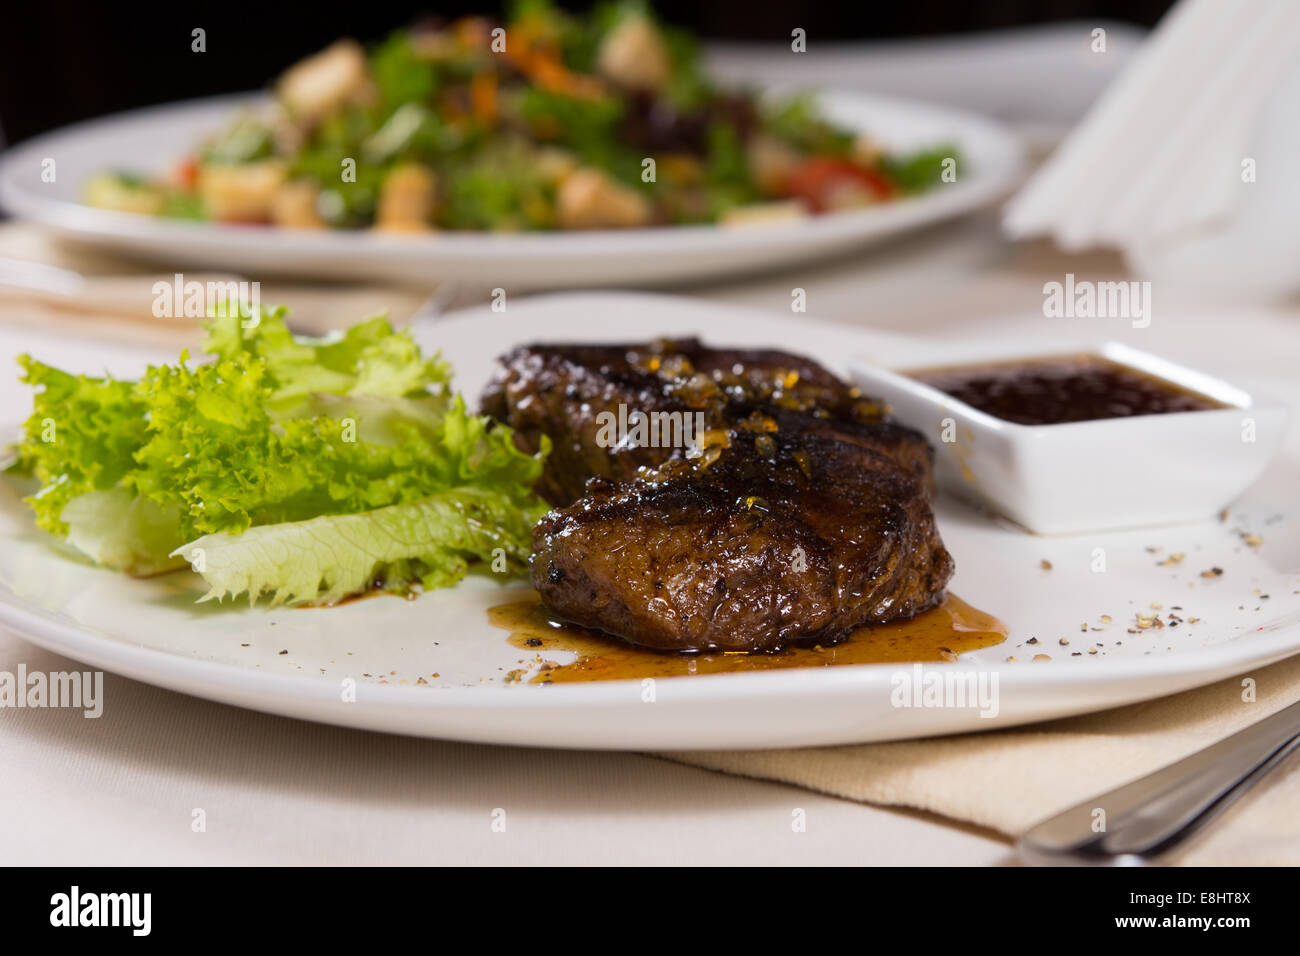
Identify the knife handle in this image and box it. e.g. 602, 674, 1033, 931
1018, 698, 1300, 865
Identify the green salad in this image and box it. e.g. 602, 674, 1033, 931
85, 1, 955, 232
8, 306, 550, 606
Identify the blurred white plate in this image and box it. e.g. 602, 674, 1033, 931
0, 293, 1296, 750
0, 92, 1023, 289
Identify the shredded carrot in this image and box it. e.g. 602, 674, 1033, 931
504, 30, 604, 101
471, 72, 497, 125
530, 56, 603, 99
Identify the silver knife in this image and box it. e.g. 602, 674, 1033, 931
1018, 697, 1300, 865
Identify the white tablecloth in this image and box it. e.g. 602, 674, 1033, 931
11, 25, 1299, 867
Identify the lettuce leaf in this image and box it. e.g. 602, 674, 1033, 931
10, 303, 550, 603
174, 485, 546, 606
202, 303, 451, 413
128, 346, 540, 542
61, 488, 187, 576
12, 357, 150, 536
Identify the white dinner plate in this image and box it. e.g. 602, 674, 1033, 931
0, 293, 1297, 750
0, 92, 1023, 289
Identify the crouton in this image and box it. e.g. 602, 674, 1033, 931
196, 160, 286, 221
374, 163, 438, 232
748, 135, 801, 195
720, 199, 810, 228
277, 40, 368, 121
271, 180, 327, 229
555, 168, 652, 229
596, 15, 670, 93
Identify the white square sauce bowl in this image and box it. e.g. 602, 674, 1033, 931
848, 342, 1289, 534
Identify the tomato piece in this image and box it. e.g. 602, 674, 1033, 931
175, 156, 199, 190
782, 157, 895, 212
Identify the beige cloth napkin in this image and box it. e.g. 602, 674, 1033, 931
0, 223, 440, 345
664, 654, 1300, 865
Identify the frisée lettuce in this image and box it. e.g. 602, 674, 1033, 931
8, 304, 550, 605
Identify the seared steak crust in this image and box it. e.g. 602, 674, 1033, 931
481, 342, 689, 505
481, 338, 912, 505
483, 339, 953, 652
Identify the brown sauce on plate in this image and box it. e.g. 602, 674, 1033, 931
908, 354, 1227, 426
489, 595, 1006, 684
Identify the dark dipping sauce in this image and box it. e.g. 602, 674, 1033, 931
908, 354, 1228, 426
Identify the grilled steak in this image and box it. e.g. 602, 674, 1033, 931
481, 338, 923, 505
483, 339, 953, 653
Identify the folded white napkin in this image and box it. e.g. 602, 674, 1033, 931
1004, 0, 1300, 302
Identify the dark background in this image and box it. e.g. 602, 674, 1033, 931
1, 0, 1174, 145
